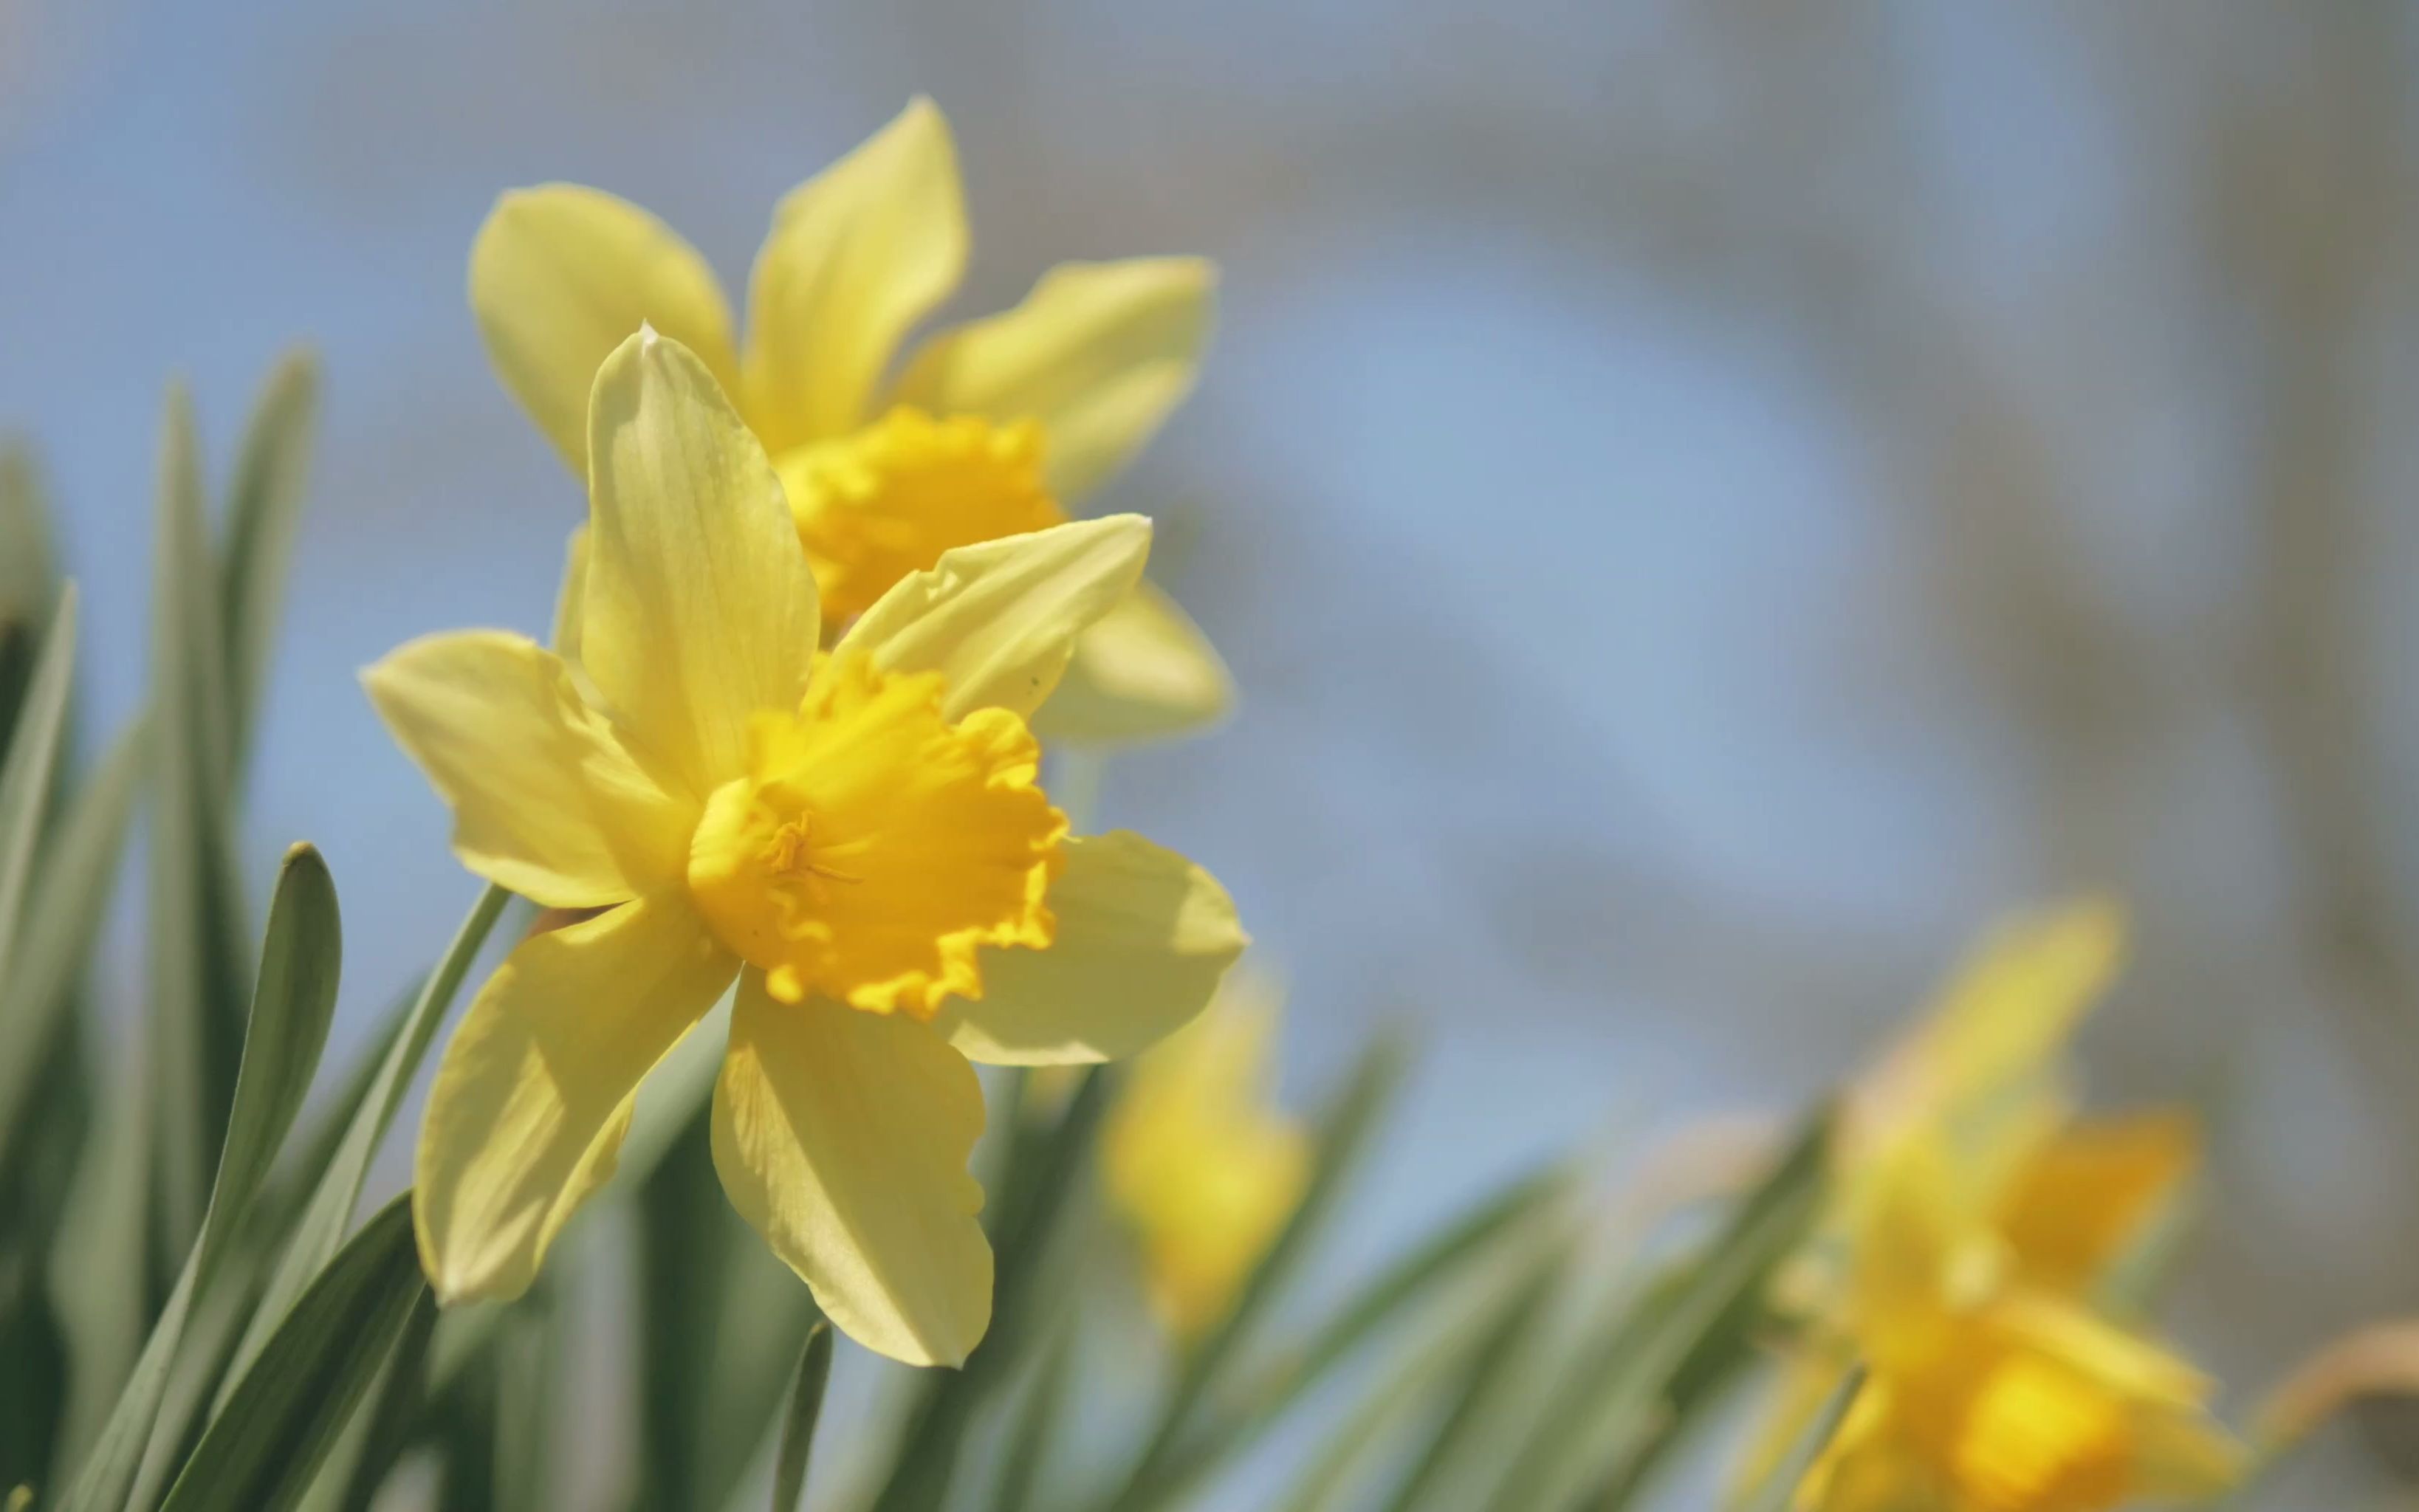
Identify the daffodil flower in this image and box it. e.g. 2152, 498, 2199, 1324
1102, 970, 1308, 1339
1746, 904, 2238, 1511
363, 329, 1246, 1367
467, 97, 1231, 746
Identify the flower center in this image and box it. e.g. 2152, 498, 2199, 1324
686, 652, 1067, 1016
777, 407, 1066, 623
1949, 1350, 2135, 1512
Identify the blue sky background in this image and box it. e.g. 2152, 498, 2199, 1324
7, 1, 2418, 1504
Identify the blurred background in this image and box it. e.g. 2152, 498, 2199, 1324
6, 0, 2419, 1504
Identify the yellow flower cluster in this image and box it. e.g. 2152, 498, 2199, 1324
368, 101, 1255, 1367
1754, 903, 2241, 1512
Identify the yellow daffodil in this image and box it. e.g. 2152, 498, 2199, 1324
1102, 970, 1308, 1339
363, 329, 1246, 1367
468, 97, 1232, 745
1749, 903, 2239, 1512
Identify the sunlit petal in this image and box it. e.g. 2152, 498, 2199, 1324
936, 831, 1244, 1065
713, 973, 991, 1366
470, 185, 740, 472
743, 99, 967, 451
363, 629, 691, 905
415, 893, 736, 1301
831, 515, 1149, 722
582, 329, 822, 799
891, 258, 1214, 501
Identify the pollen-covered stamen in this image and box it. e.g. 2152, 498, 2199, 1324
763, 813, 862, 884
775, 407, 1066, 622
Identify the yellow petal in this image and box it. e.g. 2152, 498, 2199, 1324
552, 523, 589, 659
1030, 579, 1234, 746
831, 515, 1150, 723
1995, 1110, 2197, 1293
414, 893, 735, 1301
935, 831, 1245, 1065
742, 98, 967, 452
891, 258, 1215, 502
469, 185, 741, 473
1853, 898, 2123, 1168
1102, 973, 1305, 1336
362, 629, 691, 906
583, 329, 822, 800
712, 972, 992, 1366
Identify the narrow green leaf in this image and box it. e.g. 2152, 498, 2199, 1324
49, 1058, 153, 1473
1114, 1158, 1572, 1512
319, 1289, 439, 1512
146, 384, 251, 1271
1276, 1319, 1489, 1512
871, 1067, 1116, 1512
1737, 1365, 1863, 1512
55, 848, 347, 1512
224, 884, 508, 1389
202, 845, 342, 1246
0, 441, 60, 749
0, 588, 75, 992
1379, 1235, 1573, 1512
1112, 1034, 1413, 1510
487, 1288, 560, 1512
630, 1095, 819, 1512
770, 1323, 833, 1512
0, 720, 145, 1177
993, 1323, 1075, 1512
1479, 1111, 1832, 1512
218, 350, 319, 780
156, 1195, 425, 1512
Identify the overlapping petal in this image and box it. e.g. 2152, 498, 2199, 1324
742, 98, 968, 452
937, 832, 1244, 1065
891, 257, 1214, 501
1031, 579, 1234, 745
470, 185, 741, 472
362, 629, 690, 906
713, 973, 991, 1367
832, 515, 1150, 722
582, 329, 822, 799
415, 893, 736, 1302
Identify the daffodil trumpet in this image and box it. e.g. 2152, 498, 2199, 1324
365, 329, 1246, 1367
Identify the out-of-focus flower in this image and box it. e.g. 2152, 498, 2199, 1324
363, 329, 1245, 1367
1747, 903, 2239, 1512
1103, 971, 1308, 1340
468, 98, 1231, 745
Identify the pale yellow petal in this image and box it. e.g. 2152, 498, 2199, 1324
891, 258, 1215, 501
362, 629, 691, 906
830, 515, 1150, 723
414, 893, 735, 1301
1853, 898, 2122, 1164
1995, 1110, 2197, 1293
936, 831, 1245, 1066
1031, 578, 1233, 746
552, 524, 589, 659
470, 185, 740, 473
742, 98, 967, 451
583, 329, 822, 800
712, 973, 992, 1366
1102, 975, 1305, 1336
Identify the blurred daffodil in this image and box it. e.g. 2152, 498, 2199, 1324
1103, 971, 1308, 1339
363, 329, 1246, 1367
469, 97, 1232, 745
1751, 902, 2238, 1512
